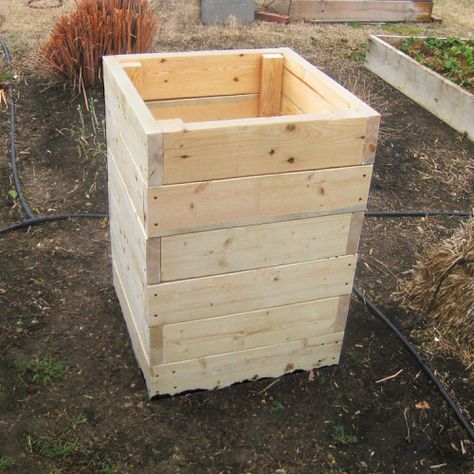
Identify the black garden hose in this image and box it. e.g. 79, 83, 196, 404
0, 37, 107, 235
353, 286, 474, 441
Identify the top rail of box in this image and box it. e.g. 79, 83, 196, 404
104, 48, 379, 118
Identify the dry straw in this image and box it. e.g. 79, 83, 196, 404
41, 0, 158, 91
398, 218, 474, 368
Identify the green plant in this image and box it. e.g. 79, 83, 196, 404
27, 436, 77, 459
18, 354, 66, 385
331, 425, 358, 445
7, 190, 17, 200
41, 0, 158, 91
270, 400, 286, 412
348, 42, 367, 63
400, 37, 474, 92
0, 457, 12, 472
60, 97, 106, 161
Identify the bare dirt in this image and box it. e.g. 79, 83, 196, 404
1, 3, 474, 473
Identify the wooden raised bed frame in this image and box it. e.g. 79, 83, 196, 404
366, 35, 474, 141
267, 0, 433, 23
104, 48, 380, 397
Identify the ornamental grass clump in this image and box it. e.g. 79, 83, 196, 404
41, 0, 158, 91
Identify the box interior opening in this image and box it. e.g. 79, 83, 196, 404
118, 51, 346, 124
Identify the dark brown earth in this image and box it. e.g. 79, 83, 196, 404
0, 48, 473, 473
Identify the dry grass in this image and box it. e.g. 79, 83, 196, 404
397, 219, 474, 369
41, 0, 158, 91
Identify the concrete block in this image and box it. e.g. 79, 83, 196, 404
201, 0, 255, 25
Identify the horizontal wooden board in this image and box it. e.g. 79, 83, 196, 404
113, 263, 152, 388
116, 50, 277, 101
147, 94, 260, 122
108, 153, 161, 284
162, 296, 342, 362
282, 68, 337, 114
107, 130, 146, 227
148, 254, 356, 326
366, 35, 474, 141
281, 48, 379, 115
150, 331, 343, 396
104, 57, 163, 185
147, 165, 372, 237
162, 113, 368, 184
290, 1, 433, 22
160, 213, 353, 281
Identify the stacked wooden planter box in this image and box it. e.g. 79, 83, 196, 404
104, 48, 379, 397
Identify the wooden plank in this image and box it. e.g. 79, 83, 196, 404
346, 211, 365, 255
281, 48, 380, 115
282, 68, 337, 114
280, 95, 304, 115
106, 127, 146, 227
335, 294, 351, 332
147, 165, 373, 237
161, 113, 369, 185
109, 192, 149, 357
290, 1, 433, 22
122, 62, 143, 96
259, 53, 284, 117
150, 331, 343, 396
147, 94, 259, 122
115, 50, 277, 101
108, 152, 161, 284
160, 213, 353, 281
162, 297, 342, 362
366, 35, 474, 141
362, 114, 380, 164
103, 56, 163, 186
113, 263, 153, 394
148, 254, 357, 326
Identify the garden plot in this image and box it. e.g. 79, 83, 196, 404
0, 0, 473, 472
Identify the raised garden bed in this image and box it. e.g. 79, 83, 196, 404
366, 35, 474, 141
104, 48, 379, 397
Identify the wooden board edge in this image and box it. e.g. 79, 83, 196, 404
346, 211, 365, 255
112, 262, 154, 395
103, 56, 160, 134
366, 35, 474, 140
149, 331, 344, 397
362, 114, 380, 164
280, 47, 380, 116
335, 294, 351, 332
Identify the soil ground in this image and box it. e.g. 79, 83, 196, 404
0, 1, 473, 473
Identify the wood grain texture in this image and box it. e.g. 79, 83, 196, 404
162, 297, 342, 362
122, 62, 143, 96
161, 114, 368, 184
147, 165, 372, 237
366, 35, 474, 141
113, 263, 154, 394
259, 53, 284, 117
103, 57, 162, 184
282, 68, 337, 114
147, 94, 260, 122
106, 129, 145, 226
290, 1, 433, 22
281, 48, 379, 115
116, 50, 273, 101
150, 331, 343, 396
108, 152, 161, 284
160, 213, 353, 281
148, 254, 357, 326
346, 211, 365, 255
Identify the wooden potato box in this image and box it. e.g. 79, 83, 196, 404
103, 48, 380, 397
